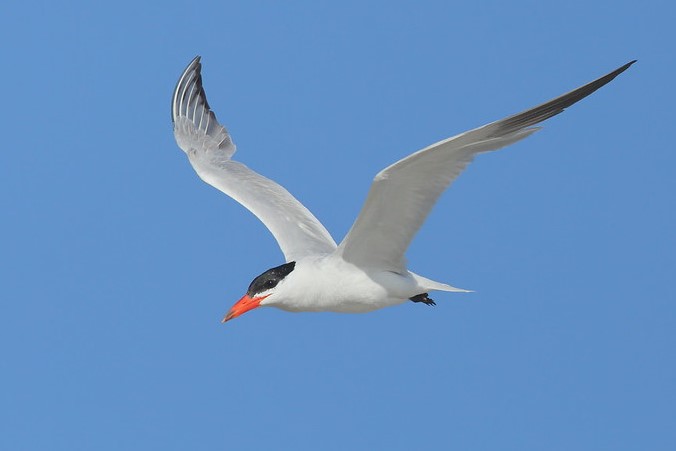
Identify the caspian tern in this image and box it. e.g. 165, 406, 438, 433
171, 56, 634, 323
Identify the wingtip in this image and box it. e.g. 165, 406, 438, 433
614, 60, 637, 76
184, 55, 202, 75
171, 56, 205, 124
601, 60, 636, 81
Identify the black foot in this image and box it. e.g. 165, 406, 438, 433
409, 293, 436, 306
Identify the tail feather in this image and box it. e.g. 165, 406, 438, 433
412, 273, 473, 293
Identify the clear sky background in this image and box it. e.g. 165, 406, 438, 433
1, 1, 674, 450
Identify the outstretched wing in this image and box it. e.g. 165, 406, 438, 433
172, 56, 337, 262
338, 61, 635, 271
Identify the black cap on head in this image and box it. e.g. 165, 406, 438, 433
247, 261, 296, 297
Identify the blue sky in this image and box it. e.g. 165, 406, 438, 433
1, 1, 674, 450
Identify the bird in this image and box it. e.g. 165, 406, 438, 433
171, 56, 634, 323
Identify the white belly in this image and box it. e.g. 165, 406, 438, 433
265, 256, 422, 313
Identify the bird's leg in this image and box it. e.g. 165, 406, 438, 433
409, 293, 436, 306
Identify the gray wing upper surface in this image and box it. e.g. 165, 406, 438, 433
338, 61, 635, 271
172, 57, 337, 262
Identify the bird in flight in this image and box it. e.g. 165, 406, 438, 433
171, 57, 634, 323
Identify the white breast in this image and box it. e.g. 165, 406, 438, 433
262, 256, 420, 313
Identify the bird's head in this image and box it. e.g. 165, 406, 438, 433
222, 261, 296, 323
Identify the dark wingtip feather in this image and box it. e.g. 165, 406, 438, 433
491, 60, 636, 136
171, 56, 204, 123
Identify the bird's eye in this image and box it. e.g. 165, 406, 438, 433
265, 280, 275, 287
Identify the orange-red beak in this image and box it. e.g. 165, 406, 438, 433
222, 294, 269, 323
